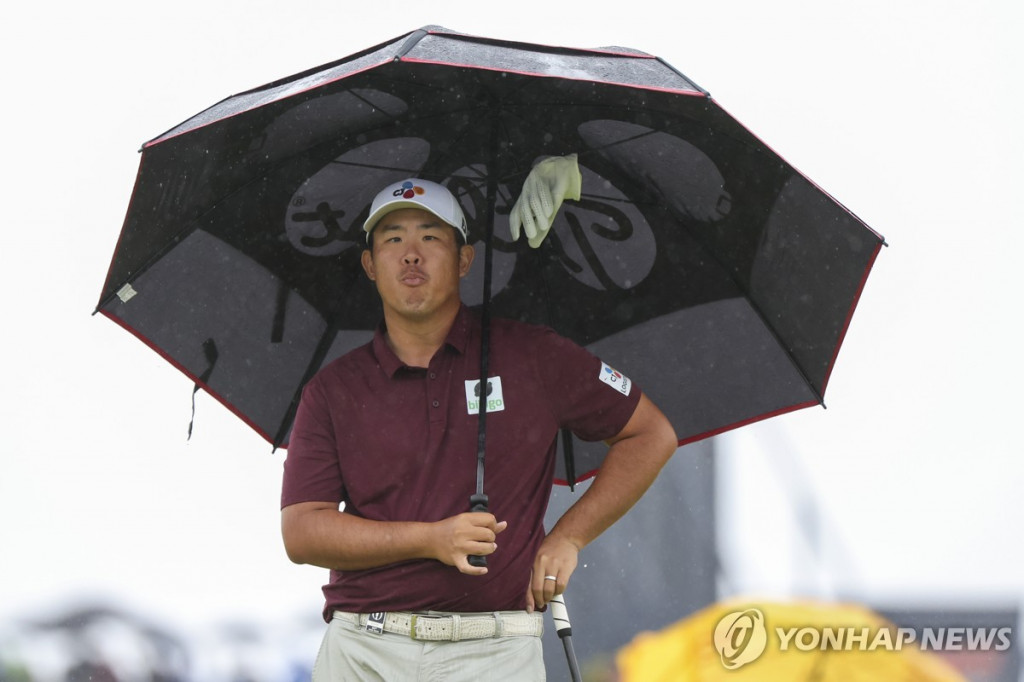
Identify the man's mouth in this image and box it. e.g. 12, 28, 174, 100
400, 269, 427, 286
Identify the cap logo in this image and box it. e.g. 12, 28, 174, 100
394, 181, 425, 199
363, 178, 467, 244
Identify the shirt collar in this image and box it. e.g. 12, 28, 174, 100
371, 304, 474, 377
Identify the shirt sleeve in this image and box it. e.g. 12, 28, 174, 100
280, 376, 346, 509
535, 328, 642, 442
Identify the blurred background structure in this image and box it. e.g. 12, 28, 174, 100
540, 442, 717, 677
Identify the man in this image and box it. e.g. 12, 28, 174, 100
281, 160, 678, 680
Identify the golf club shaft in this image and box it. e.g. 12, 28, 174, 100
550, 594, 581, 682
561, 636, 581, 682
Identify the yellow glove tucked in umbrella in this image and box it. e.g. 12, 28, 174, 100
509, 154, 583, 248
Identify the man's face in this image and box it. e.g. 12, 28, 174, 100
360, 208, 474, 322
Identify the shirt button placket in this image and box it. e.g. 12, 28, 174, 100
428, 370, 443, 423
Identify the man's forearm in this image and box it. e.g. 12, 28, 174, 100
282, 504, 438, 571
547, 434, 674, 550
526, 395, 677, 612
281, 503, 505, 574
548, 395, 677, 550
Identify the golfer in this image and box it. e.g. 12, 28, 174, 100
281, 159, 678, 680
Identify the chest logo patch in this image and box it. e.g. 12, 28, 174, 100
465, 377, 506, 415
599, 362, 632, 397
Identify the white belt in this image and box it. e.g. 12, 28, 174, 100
335, 610, 543, 641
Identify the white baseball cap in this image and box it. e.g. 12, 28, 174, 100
363, 178, 469, 243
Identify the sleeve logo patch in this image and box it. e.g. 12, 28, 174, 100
599, 362, 632, 397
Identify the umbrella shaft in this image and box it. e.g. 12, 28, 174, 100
474, 190, 495, 497
474, 107, 501, 497
467, 114, 501, 570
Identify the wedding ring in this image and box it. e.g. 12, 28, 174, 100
543, 575, 557, 581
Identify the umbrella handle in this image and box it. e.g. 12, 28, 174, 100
468, 493, 489, 568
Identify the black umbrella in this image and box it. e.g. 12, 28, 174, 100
96, 24, 882, 484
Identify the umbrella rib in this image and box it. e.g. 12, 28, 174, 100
326, 159, 429, 175
742, 281, 827, 405
272, 320, 339, 449
345, 86, 409, 122
270, 263, 369, 447
378, 61, 535, 180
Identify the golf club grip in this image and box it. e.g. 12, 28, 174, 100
550, 593, 572, 637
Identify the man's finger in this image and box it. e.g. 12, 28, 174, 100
464, 512, 501, 527
455, 556, 489, 576
543, 572, 560, 599
468, 540, 498, 556
525, 575, 536, 614
529, 571, 552, 610
545, 574, 561, 599
464, 515, 506, 533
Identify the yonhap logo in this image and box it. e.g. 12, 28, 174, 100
711, 605, 1014, 670
714, 608, 768, 669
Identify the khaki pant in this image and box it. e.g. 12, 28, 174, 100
312, 611, 546, 681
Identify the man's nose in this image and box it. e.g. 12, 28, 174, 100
402, 248, 421, 264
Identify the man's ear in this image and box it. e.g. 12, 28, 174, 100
458, 244, 475, 279
361, 249, 376, 281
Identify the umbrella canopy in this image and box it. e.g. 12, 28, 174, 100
615, 599, 966, 682
96, 26, 884, 480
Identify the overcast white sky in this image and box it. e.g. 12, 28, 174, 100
1, 0, 1022, 636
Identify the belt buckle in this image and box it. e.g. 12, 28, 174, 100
409, 613, 450, 641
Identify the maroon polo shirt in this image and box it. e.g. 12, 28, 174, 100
282, 305, 641, 620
